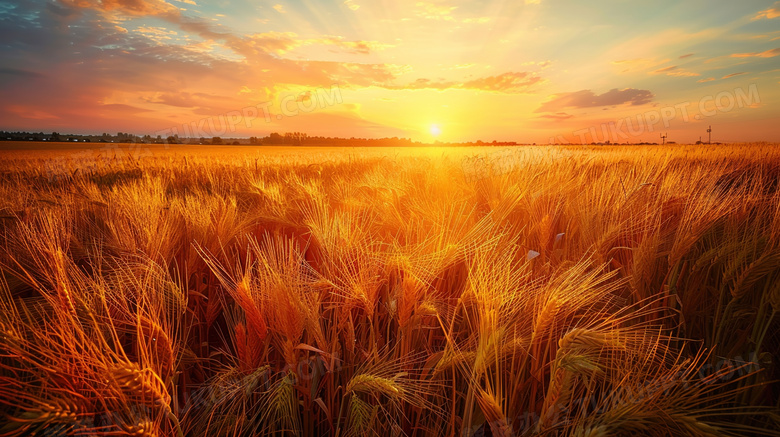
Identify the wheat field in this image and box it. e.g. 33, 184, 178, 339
0, 143, 778, 436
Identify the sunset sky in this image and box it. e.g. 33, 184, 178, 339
1, 0, 779, 143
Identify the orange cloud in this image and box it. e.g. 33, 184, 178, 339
754, 1, 780, 19
538, 112, 573, 120
411, 1, 491, 24
667, 71, 700, 77
227, 32, 390, 60
460, 72, 543, 92
390, 72, 543, 93
62, 0, 399, 92
142, 92, 226, 109
62, 0, 179, 16
731, 48, 780, 58
414, 1, 457, 20
535, 88, 654, 113
652, 65, 678, 73
650, 66, 699, 77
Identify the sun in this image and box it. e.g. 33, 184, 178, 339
430, 124, 442, 137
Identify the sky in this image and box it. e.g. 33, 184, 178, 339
0, 0, 779, 143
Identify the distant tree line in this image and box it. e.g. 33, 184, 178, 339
0, 130, 525, 147
0, 131, 171, 144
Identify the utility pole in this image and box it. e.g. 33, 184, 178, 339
707, 126, 712, 144
661, 133, 667, 145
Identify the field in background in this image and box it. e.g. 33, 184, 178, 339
0, 143, 778, 436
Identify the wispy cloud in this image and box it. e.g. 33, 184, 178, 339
535, 88, 654, 113
538, 112, 573, 120
611, 58, 669, 74
235, 32, 393, 56
754, 1, 780, 19
652, 65, 677, 73
731, 47, 780, 58
414, 1, 457, 21
651, 65, 699, 77
390, 72, 543, 93
343, 0, 359, 11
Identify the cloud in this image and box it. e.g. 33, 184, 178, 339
66, 0, 391, 57
461, 72, 543, 92
232, 32, 393, 56
538, 112, 573, 120
414, 1, 457, 20
731, 47, 780, 58
411, 2, 493, 24
754, 1, 780, 19
229, 31, 299, 55
679, 53, 694, 59
523, 60, 551, 69
99, 103, 152, 114
667, 70, 700, 77
70, 0, 476, 61
295, 91, 312, 103
143, 92, 224, 109
614, 58, 698, 77
390, 72, 544, 93
136, 26, 177, 36
650, 65, 699, 77
135, 26, 178, 44
316, 36, 394, 55
307, 61, 400, 88
612, 58, 654, 65
535, 88, 654, 113
697, 73, 748, 82
60, 0, 396, 90
652, 65, 678, 73
0, 0, 407, 133
61, 0, 180, 16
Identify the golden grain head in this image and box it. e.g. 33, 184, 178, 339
1, 144, 778, 437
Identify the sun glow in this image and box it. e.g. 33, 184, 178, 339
430, 124, 442, 137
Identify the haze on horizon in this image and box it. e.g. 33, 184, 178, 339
1, 0, 779, 143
